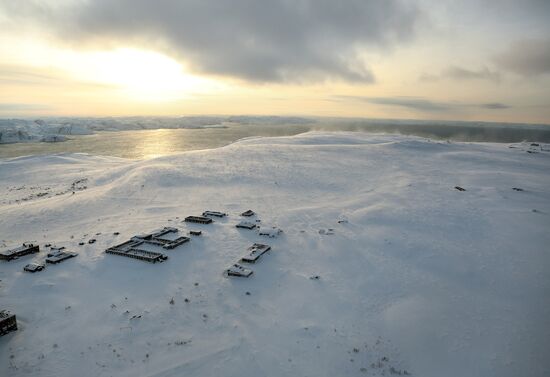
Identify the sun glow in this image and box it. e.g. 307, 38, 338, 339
69, 48, 219, 102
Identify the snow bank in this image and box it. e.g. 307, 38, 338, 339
0, 132, 549, 377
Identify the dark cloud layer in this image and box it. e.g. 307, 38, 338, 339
334, 96, 510, 112
480, 103, 510, 109
337, 96, 449, 111
2, 0, 420, 83
419, 66, 500, 83
494, 38, 550, 76
442, 66, 500, 82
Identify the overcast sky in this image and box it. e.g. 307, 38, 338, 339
1, 0, 549, 123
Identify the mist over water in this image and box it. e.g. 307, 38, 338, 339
316, 119, 550, 143
1, 119, 549, 159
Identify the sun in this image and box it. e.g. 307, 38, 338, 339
71, 48, 220, 102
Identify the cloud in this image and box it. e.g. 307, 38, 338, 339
336, 95, 449, 111
0, 65, 117, 89
480, 103, 510, 109
333, 96, 511, 112
0, 103, 52, 112
1, 0, 421, 84
494, 38, 550, 76
442, 66, 500, 82
419, 66, 500, 83
418, 73, 440, 83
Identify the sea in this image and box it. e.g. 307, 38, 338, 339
1, 118, 549, 159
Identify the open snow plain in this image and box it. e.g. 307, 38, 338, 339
1, 132, 549, 377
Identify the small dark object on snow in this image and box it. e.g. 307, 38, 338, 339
189, 230, 202, 236
245, 291, 251, 295
194, 282, 199, 286
526, 150, 537, 154
241, 210, 255, 217
0, 243, 39, 261
454, 186, 466, 191
202, 211, 227, 218
512, 187, 524, 191
96, 233, 101, 236
79, 242, 84, 246
185, 216, 213, 224
310, 275, 320, 280
45, 243, 51, 248
0, 310, 17, 336
169, 298, 175, 305
113, 232, 120, 236
184, 298, 189, 303
531, 143, 540, 146
88, 239, 96, 244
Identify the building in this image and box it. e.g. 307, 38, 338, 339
236, 221, 256, 229
202, 211, 227, 217
225, 263, 253, 278
105, 227, 190, 263
0, 310, 17, 336
184, 216, 213, 224
240, 243, 271, 263
0, 243, 39, 261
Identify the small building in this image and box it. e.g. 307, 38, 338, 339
225, 263, 253, 278
241, 243, 271, 264
258, 227, 283, 238
0, 310, 17, 336
241, 210, 255, 217
46, 249, 78, 264
134, 227, 190, 249
185, 216, 213, 224
24, 262, 45, 272
236, 221, 256, 230
202, 211, 227, 218
0, 243, 39, 261
189, 230, 202, 236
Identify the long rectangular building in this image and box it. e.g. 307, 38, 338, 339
0, 243, 39, 261
184, 216, 213, 224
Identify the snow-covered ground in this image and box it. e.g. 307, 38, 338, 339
0, 132, 549, 377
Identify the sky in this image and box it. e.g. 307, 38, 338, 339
0, 0, 549, 123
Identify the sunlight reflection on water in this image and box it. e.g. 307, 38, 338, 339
0, 124, 310, 159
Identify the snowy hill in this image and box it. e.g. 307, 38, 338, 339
0, 132, 549, 377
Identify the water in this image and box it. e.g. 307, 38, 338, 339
1, 120, 549, 159
0, 124, 310, 159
